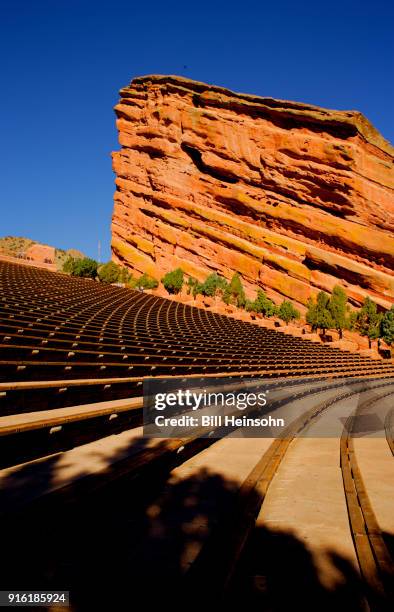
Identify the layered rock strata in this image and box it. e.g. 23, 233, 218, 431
112, 75, 394, 309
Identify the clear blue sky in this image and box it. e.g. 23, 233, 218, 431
1, 0, 393, 261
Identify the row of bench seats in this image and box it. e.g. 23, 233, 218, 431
1, 260, 394, 416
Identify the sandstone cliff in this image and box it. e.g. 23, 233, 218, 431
111, 75, 394, 310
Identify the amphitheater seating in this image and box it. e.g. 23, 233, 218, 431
1, 260, 394, 418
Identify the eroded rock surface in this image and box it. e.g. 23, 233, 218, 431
111, 75, 394, 308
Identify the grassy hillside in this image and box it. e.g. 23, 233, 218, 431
0, 236, 85, 270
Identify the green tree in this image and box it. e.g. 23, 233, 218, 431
199, 273, 228, 299
192, 282, 204, 298
62, 256, 76, 274
355, 297, 382, 348
316, 292, 334, 334
98, 261, 121, 284
306, 297, 318, 330
348, 310, 358, 331
381, 305, 394, 346
247, 290, 277, 317
135, 273, 158, 290
118, 267, 131, 284
328, 285, 348, 339
186, 276, 197, 295
162, 268, 184, 295
278, 300, 300, 324
63, 256, 97, 279
245, 299, 254, 312
73, 257, 98, 278
223, 273, 246, 308
306, 291, 333, 334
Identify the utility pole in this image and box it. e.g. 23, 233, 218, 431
98, 240, 101, 264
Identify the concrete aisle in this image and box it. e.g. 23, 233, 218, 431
353, 392, 394, 540
255, 393, 365, 587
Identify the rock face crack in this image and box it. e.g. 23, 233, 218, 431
111, 75, 394, 309
181, 143, 239, 184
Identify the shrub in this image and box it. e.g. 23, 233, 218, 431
186, 276, 197, 295
278, 300, 300, 324
245, 299, 255, 312
252, 290, 277, 316
118, 267, 131, 284
162, 268, 184, 294
98, 261, 122, 284
134, 273, 158, 290
198, 273, 228, 298
62, 256, 76, 274
73, 257, 98, 278
63, 256, 97, 279
192, 282, 204, 297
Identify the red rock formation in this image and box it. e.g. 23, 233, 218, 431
25, 243, 55, 265
111, 75, 394, 309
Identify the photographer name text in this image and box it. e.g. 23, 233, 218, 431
154, 414, 285, 428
